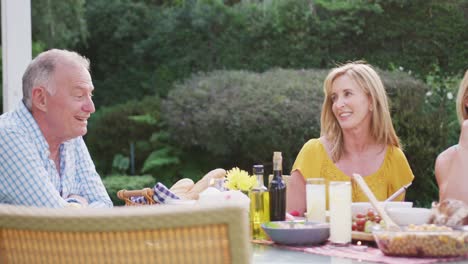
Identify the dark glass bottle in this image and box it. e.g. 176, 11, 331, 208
269, 151, 286, 221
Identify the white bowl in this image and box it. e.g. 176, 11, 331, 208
352, 201, 413, 218
386, 207, 432, 226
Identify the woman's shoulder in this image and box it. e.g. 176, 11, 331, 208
303, 138, 322, 149
386, 145, 409, 160
436, 145, 457, 166
435, 145, 457, 183
383, 145, 412, 172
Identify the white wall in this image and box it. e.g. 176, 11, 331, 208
2, 0, 32, 113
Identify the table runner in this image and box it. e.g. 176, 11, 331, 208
253, 240, 468, 264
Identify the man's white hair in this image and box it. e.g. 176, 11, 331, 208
22, 49, 90, 110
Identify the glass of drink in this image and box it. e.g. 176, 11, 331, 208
305, 178, 326, 223
329, 181, 352, 245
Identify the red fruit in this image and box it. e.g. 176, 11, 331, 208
374, 215, 381, 223
352, 222, 358, 231
358, 225, 365, 232
289, 210, 300, 217
356, 213, 366, 219
356, 218, 366, 227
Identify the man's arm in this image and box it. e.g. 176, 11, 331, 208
74, 137, 113, 208
0, 129, 69, 208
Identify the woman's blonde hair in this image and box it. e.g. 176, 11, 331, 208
320, 61, 400, 162
456, 70, 468, 124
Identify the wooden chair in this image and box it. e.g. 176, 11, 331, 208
0, 204, 251, 264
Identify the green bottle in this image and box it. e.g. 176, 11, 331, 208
249, 164, 270, 240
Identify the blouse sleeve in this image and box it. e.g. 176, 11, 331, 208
291, 139, 323, 179
387, 147, 415, 201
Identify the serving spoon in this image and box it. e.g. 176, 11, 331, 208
352, 173, 400, 231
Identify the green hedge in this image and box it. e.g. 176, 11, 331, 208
162, 68, 446, 206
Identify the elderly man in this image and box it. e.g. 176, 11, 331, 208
0, 49, 112, 208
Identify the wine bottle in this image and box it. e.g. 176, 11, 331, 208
249, 164, 270, 240
269, 151, 286, 221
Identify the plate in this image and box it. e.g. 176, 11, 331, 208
261, 221, 330, 246
352, 201, 413, 217
352, 231, 374, 242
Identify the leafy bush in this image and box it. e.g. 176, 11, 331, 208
86, 96, 161, 175
162, 68, 458, 206
102, 175, 156, 206
86, 95, 213, 187
163, 69, 325, 172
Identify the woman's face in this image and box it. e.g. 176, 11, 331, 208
330, 74, 372, 132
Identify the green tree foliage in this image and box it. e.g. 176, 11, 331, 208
31, 0, 88, 49
81, 0, 467, 108
81, 0, 155, 107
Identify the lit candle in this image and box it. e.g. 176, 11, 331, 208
352, 241, 368, 251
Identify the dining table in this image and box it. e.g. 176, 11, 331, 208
251, 243, 468, 264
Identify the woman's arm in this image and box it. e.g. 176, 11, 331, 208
286, 170, 307, 216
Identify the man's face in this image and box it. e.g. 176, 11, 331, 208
44, 62, 95, 142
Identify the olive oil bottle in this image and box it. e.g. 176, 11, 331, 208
249, 164, 270, 240
269, 151, 286, 221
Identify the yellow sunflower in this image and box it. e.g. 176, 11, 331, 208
225, 167, 257, 192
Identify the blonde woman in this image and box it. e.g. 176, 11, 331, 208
435, 70, 468, 204
287, 61, 414, 215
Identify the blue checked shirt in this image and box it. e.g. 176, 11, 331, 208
0, 102, 113, 208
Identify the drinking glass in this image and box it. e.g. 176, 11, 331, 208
329, 181, 352, 245
305, 178, 326, 223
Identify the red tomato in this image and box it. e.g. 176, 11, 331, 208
356, 213, 366, 219
356, 218, 367, 227
289, 210, 300, 217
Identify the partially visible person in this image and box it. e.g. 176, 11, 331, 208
287, 61, 414, 215
0, 49, 112, 208
435, 70, 468, 204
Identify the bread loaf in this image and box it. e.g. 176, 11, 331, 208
183, 168, 226, 200
170, 178, 195, 198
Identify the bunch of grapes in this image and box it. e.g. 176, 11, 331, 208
352, 208, 385, 233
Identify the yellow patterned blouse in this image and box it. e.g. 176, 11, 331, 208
291, 139, 414, 209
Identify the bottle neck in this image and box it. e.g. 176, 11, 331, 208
273, 158, 282, 180
255, 174, 266, 189
272, 169, 282, 180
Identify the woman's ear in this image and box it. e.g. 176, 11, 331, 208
31, 86, 47, 112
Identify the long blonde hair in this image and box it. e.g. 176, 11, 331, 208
456, 70, 468, 124
320, 61, 400, 162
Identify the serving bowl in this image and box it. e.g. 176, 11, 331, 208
373, 225, 468, 257
386, 207, 432, 226
352, 201, 413, 218
261, 221, 330, 246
